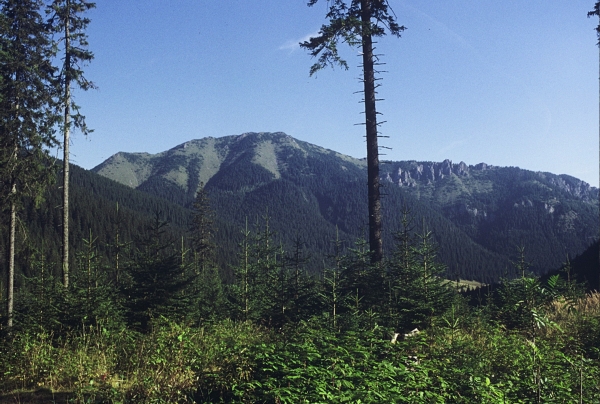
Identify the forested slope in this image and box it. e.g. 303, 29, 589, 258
0, 163, 191, 287
92, 132, 599, 282
2, 132, 595, 285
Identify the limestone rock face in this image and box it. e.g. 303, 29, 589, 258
456, 161, 469, 176
547, 175, 595, 200
440, 159, 452, 177
383, 160, 487, 187
381, 159, 597, 204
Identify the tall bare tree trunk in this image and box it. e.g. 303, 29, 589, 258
360, 0, 383, 263
7, 115, 18, 329
62, 2, 71, 289
7, 188, 16, 329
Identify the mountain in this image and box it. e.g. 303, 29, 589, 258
382, 159, 598, 277
92, 132, 599, 283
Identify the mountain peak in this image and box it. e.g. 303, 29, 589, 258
93, 133, 597, 203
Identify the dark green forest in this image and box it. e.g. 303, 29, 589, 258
1, 0, 600, 402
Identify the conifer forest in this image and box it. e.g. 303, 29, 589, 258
1, 1, 600, 402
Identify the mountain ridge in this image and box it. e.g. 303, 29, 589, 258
91, 132, 599, 283
94, 132, 598, 202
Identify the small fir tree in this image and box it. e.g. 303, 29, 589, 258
386, 217, 453, 332
188, 186, 226, 323
121, 213, 195, 331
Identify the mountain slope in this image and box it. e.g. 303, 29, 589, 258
381, 160, 598, 275
92, 132, 599, 282
0, 163, 193, 286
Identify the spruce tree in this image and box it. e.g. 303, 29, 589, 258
286, 235, 319, 323
320, 228, 344, 330
47, 0, 95, 289
301, 0, 404, 263
247, 214, 282, 325
229, 215, 286, 325
190, 183, 216, 272
337, 239, 384, 330
229, 219, 254, 321
385, 208, 417, 327
121, 214, 195, 331
387, 218, 453, 331
0, 0, 59, 329
189, 185, 226, 323
109, 202, 131, 285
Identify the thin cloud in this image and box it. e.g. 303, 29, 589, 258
279, 30, 320, 53
436, 138, 470, 158
401, 1, 474, 51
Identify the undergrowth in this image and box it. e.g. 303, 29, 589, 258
1, 294, 599, 403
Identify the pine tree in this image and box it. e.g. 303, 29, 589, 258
47, 0, 95, 289
121, 214, 195, 331
301, 0, 405, 263
228, 215, 286, 325
386, 218, 453, 332
188, 185, 226, 323
190, 183, 216, 273
0, 0, 59, 329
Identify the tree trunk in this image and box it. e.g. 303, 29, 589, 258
62, 2, 71, 288
7, 189, 16, 329
360, 0, 383, 263
7, 120, 18, 330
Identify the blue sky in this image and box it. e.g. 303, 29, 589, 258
67, 1, 599, 186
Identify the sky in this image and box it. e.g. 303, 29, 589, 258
66, 0, 599, 187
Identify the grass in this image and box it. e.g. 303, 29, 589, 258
0, 319, 269, 403
252, 140, 281, 179
1, 294, 598, 402
94, 152, 154, 188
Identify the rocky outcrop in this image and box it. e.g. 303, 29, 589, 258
546, 175, 597, 201
456, 161, 469, 176
382, 159, 597, 204
384, 159, 478, 187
